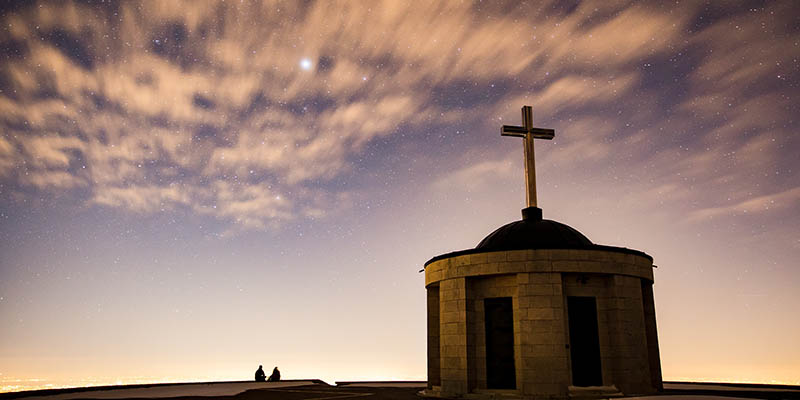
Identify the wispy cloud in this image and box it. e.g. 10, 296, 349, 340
687, 186, 800, 222
432, 157, 515, 194
0, 0, 796, 232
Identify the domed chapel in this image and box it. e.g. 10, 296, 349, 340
422, 106, 663, 399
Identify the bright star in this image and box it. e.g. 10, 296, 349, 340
300, 58, 313, 70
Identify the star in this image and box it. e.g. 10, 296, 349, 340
299, 58, 313, 71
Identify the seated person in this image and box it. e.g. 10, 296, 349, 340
267, 366, 281, 382
255, 365, 266, 382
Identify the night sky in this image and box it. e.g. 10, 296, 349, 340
1, 0, 799, 392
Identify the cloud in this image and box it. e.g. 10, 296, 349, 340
21, 136, 86, 168
0, 0, 796, 232
0, 137, 18, 176
90, 180, 301, 231
687, 187, 800, 222
24, 171, 86, 190
199, 181, 292, 230
541, 117, 621, 166
91, 184, 192, 213
502, 73, 640, 121
432, 157, 515, 194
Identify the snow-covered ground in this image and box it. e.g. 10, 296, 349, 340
336, 382, 426, 387
664, 383, 799, 393
14, 381, 799, 400
630, 396, 762, 400
21, 381, 315, 400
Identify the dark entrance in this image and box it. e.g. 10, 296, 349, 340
567, 296, 603, 386
484, 297, 515, 389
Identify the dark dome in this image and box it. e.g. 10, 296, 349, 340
475, 207, 592, 251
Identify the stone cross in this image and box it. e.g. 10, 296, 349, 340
501, 105, 555, 208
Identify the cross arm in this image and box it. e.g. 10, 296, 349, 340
501, 125, 527, 137
529, 128, 555, 140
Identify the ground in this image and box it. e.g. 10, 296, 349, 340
133, 384, 421, 400
3, 381, 800, 400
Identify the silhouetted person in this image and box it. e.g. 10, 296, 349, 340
267, 366, 280, 382
255, 365, 266, 382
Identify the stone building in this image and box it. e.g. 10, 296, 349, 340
422, 106, 662, 399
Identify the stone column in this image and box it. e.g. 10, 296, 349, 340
439, 277, 469, 395
642, 281, 663, 391
517, 272, 570, 398
427, 286, 441, 388
609, 275, 651, 394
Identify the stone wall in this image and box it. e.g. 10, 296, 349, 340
439, 277, 469, 395
425, 248, 660, 399
562, 273, 652, 395
427, 285, 440, 389
516, 272, 570, 399
608, 275, 651, 394
469, 274, 518, 391
642, 281, 663, 390
426, 249, 654, 288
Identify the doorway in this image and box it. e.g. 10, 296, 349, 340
484, 297, 515, 389
567, 296, 602, 386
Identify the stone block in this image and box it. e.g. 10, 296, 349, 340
440, 379, 467, 395
498, 261, 523, 274
441, 289, 457, 301
608, 252, 627, 263
508, 250, 527, 262
625, 297, 643, 310
541, 332, 566, 345
527, 273, 552, 284
441, 300, 459, 313
539, 383, 563, 395
525, 249, 538, 259
523, 283, 553, 295
567, 249, 591, 260
459, 263, 481, 277
487, 252, 507, 262
521, 356, 563, 372
517, 273, 530, 284
528, 307, 555, 320
540, 249, 560, 260
521, 382, 538, 395
519, 321, 535, 333
440, 311, 462, 323
440, 322, 459, 335
426, 270, 442, 285
529, 321, 552, 335
441, 336, 462, 347
608, 262, 625, 275
552, 283, 563, 295
453, 255, 470, 267
631, 255, 649, 267
469, 253, 488, 264
496, 274, 518, 287
525, 260, 552, 272
590, 250, 613, 261
523, 343, 558, 357
552, 260, 582, 272
584, 261, 610, 274
479, 263, 500, 275
430, 262, 444, 273
529, 296, 552, 308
